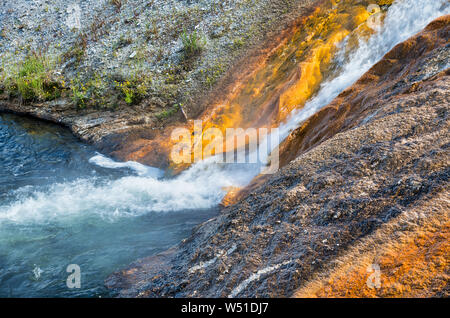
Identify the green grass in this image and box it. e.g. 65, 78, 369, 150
114, 73, 152, 105
156, 103, 180, 120
70, 75, 110, 109
181, 29, 204, 59
4, 53, 61, 102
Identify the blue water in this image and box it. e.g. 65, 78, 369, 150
0, 113, 218, 297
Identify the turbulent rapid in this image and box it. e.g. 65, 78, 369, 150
0, 114, 219, 297
0, 0, 448, 297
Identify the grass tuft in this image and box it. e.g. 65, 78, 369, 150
3, 53, 61, 102
181, 29, 204, 59
156, 103, 180, 120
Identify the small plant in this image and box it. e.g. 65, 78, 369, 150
90, 16, 107, 42
70, 79, 87, 108
156, 103, 180, 120
232, 37, 245, 50
114, 74, 151, 105
63, 45, 85, 65
200, 62, 225, 88
181, 29, 204, 59
69, 75, 109, 108
113, 35, 132, 50
4, 53, 61, 102
117, 80, 135, 104
145, 20, 159, 40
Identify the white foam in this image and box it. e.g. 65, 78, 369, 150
0, 156, 259, 223
89, 153, 164, 178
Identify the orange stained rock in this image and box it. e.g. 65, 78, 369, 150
294, 219, 449, 298
168, 0, 384, 165
277, 29, 349, 120
278, 14, 450, 169
221, 187, 243, 207
114, 1, 390, 173
291, 15, 450, 297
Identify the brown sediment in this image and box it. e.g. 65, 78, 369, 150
113, 0, 388, 171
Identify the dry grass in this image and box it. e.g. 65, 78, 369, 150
110, 0, 123, 13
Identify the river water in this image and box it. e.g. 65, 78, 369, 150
0, 0, 448, 297
0, 113, 219, 297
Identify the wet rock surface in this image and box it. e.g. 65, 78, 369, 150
106, 16, 450, 297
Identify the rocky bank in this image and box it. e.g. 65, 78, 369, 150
106, 15, 449, 297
